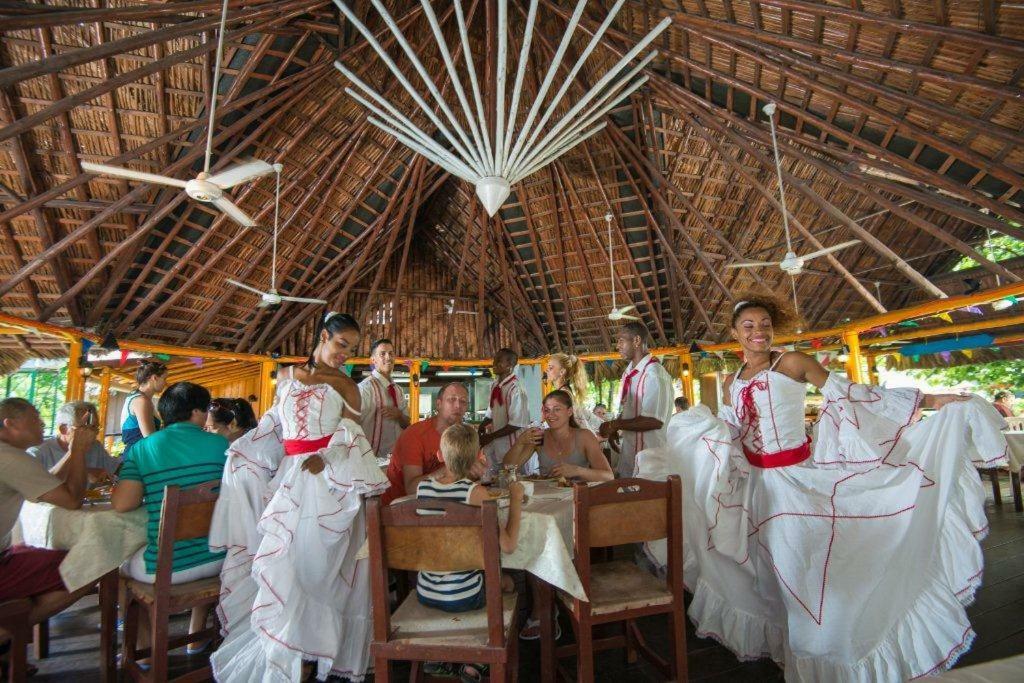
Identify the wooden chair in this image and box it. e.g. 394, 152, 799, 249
547, 477, 686, 682
121, 481, 221, 682
366, 496, 520, 682
0, 568, 117, 683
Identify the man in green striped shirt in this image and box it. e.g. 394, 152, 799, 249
112, 381, 228, 654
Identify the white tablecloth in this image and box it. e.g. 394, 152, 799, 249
15, 502, 147, 591
1004, 432, 1023, 474
501, 482, 585, 600
360, 481, 587, 600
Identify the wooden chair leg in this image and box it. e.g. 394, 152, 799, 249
410, 660, 424, 683
122, 594, 139, 668
492, 662, 507, 683
1012, 471, 1023, 513
374, 657, 391, 683
623, 620, 638, 665
149, 604, 169, 683
99, 571, 118, 683
670, 608, 688, 682
32, 619, 49, 659
576, 620, 594, 683
990, 470, 1003, 505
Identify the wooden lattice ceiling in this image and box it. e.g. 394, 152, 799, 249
1, 0, 1023, 359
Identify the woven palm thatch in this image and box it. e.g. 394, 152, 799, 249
0, 0, 1022, 360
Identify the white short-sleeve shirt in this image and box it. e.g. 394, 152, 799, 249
482, 372, 531, 469
616, 353, 674, 477
358, 369, 408, 460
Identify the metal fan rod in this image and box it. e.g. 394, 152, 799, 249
204, 0, 231, 174
500, 0, 539, 170
452, 0, 493, 173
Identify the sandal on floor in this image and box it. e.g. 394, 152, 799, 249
460, 663, 489, 683
518, 608, 562, 641
424, 661, 461, 677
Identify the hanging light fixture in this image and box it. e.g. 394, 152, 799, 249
332, 0, 671, 215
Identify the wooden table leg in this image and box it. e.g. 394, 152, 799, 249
33, 619, 49, 659
538, 580, 555, 683
1012, 470, 1023, 513
98, 569, 118, 683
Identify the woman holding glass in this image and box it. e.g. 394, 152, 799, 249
502, 390, 612, 482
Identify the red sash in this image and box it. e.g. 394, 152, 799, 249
743, 438, 811, 469
283, 434, 331, 456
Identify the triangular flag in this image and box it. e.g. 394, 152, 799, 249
899, 320, 920, 328
962, 349, 974, 359
965, 306, 983, 315
939, 351, 952, 363
81, 338, 94, 354
344, 363, 353, 376
119, 350, 130, 366
937, 312, 953, 323
912, 354, 920, 363
189, 357, 204, 367
810, 338, 823, 349
156, 353, 171, 361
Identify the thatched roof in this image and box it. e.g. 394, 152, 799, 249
1, 0, 1023, 359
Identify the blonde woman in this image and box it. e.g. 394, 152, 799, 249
544, 353, 602, 435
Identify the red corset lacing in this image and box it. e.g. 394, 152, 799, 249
736, 378, 810, 469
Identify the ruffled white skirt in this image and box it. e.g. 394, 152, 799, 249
663, 398, 1007, 682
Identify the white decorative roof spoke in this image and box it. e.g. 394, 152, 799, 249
333, 0, 671, 216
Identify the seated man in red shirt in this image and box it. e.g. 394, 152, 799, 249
383, 382, 480, 504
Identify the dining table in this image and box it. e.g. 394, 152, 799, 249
15, 499, 147, 592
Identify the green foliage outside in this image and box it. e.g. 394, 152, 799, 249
952, 234, 1024, 271
1, 368, 68, 436
908, 360, 1024, 412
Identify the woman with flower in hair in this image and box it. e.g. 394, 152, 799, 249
212, 311, 388, 683
664, 293, 1008, 682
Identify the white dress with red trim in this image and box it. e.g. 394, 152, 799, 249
212, 378, 389, 683
209, 409, 284, 649
666, 364, 1008, 682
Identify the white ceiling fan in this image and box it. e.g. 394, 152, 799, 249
227, 165, 328, 308
80, 0, 273, 227
445, 298, 478, 315
726, 103, 860, 277
605, 213, 639, 321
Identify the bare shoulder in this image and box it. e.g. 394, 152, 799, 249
328, 374, 362, 411
577, 428, 600, 447
775, 350, 820, 373
722, 373, 735, 406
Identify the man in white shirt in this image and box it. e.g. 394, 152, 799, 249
28, 401, 119, 484
358, 339, 409, 462
479, 348, 531, 470
600, 322, 674, 477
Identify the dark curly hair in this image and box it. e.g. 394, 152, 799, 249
730, 293, 802, 334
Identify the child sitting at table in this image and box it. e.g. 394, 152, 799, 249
416, 423, 523, 681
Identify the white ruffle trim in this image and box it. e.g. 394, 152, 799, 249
688, 577, 785, 664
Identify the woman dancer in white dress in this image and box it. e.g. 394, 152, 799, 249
544, 353, 602, 435
665, 296, 1008, 682
211, 311, 389, 682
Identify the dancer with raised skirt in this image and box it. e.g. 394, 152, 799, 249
662, 295, 1008, 682
211, 311, 388, 682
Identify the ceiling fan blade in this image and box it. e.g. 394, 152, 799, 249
619, 314, 641, 321
226, 279, 267, 296
800, 240, 862, 261
617, 304, 636, 314
81, 161, 188, 188
725, 261, 777, 269
279, 296, 329, 305
211, 197, 257, 226
206, 160, 276, 189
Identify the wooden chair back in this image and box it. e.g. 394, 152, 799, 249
571, 477, 684, 613
366, 496, 506, 648
152, 480, 219, 591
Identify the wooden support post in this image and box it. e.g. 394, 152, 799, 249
843, 332, 864, 383
96, 368, 111, 439
409, 363, 422, 424
866, 354, 879, 387
64, 338, 84, 402
679, 355, 695, 407
259, 361, 277, 416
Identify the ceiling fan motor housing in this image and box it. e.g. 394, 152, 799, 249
185, 177, 224, 202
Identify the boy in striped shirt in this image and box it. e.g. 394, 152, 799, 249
416, 424, 524, 680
